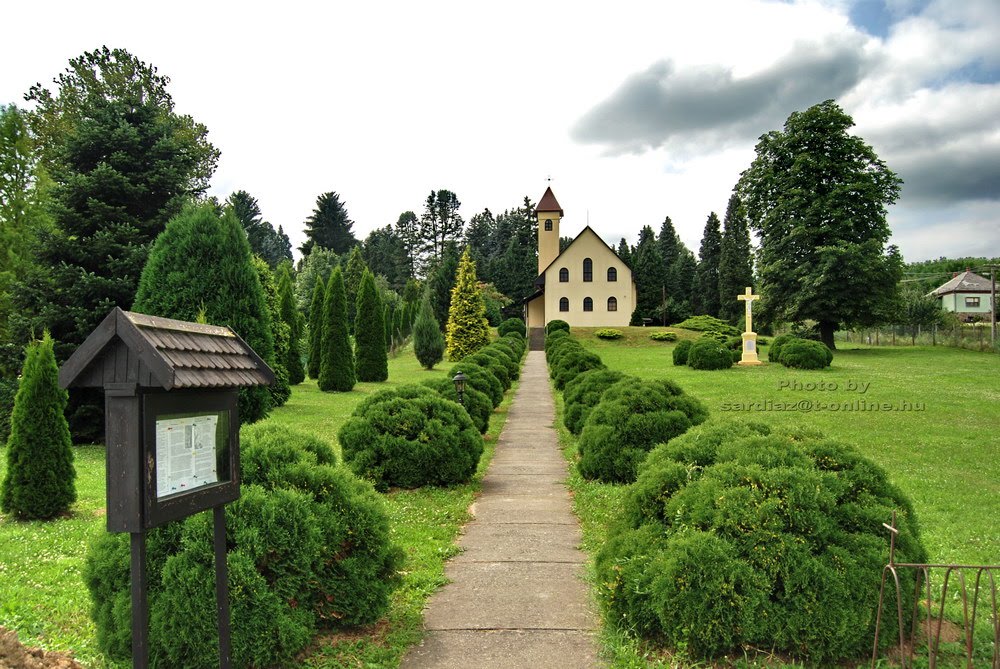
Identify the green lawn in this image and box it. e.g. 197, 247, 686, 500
559, 327, 1000, 667
0, 344, 517, 668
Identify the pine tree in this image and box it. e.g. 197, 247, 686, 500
277, 264, 305, 384
429, 244, 461, 330
318, 268, 355, 392
1, 333, 76, 519
300, 191, 357, 255
658, 216, 681, 298
718, 194, 755, 323
632, 226, 666, 323
418, 190, 464, 275
227, 190, 292, 268
413, 292, 445, 369
355, 270, 388, 382
307, 276, 326, 380
133, 204, 274, 423
446, 249, 489, 361
616, 237, 632, 266
343, 246, 368, 333
694, 212, 723, 317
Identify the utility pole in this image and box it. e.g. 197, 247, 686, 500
990, 266, 997, 348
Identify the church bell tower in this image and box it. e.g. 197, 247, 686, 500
535, 186, 563, 275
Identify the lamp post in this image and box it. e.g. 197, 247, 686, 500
452, 371, 468, 407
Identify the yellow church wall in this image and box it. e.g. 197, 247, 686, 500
526, 294, 546, 330
542, 228, 634, 327
537, 211, 561, 274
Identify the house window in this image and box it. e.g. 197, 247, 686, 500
545, 219, 553, 231
559, 268, 569, 282
583, 258, 593, 282
607, 296, 617, 312
965, 296, 980, 308
559, 297, 569, 312
607, 267, 617, 282
583, 297, 593, 312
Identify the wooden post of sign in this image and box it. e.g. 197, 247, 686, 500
130, 532, 149, 669
214, 505, 232, 669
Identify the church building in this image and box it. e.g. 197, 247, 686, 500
524, 187, 636, 330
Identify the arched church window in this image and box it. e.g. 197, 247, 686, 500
583, 297, 593, 312
559, 297, 569, 312
559, 268, 569, 282
545, 219, 553, 231
583, 258, 593, 282
607, 296, 617, 312
607, 267, 617, 282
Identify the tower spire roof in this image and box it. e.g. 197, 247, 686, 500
535, 186, 563, 216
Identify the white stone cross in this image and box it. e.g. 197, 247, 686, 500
737, 286, 760, 334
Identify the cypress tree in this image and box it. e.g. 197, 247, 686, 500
718, 194, 755, 323
307, 276, 326, 380
277, 264, 305, 384
413, 293, 445, 370
319, 268, 355, 392
252, 256, 290, 407
694, 212, 723, 317
355, 270, 388, 382
1, 333, 76, 519
384, 304, 393, 352
446, 249, 489, 361
133, 204, 274, 423
343, 246, 368, 333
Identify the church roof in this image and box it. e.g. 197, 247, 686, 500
531, 225, 632, 293
535, 187, 563, 216
929, 270, 992, 296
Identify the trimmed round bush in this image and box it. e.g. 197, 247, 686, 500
594, 328, 622, 340
767, 334, 796, 362
779, 338, 832, 369
466, 352, 511, 390
422, 378, 492, 434
544, 328, 569, 351
650, 331, 677, 342
501, 334, 526, 359
577, 378, 708, 483
547, 338, 582, 371
498, 318, 526, 338
84, 425, 402, 667
478, 345, 520, 382
687, 338, 734, 370
545, 319, 570, 335
339, 384, 483, 489
449, 362, 503, 408
551, 348, 605, 390
596, 420, 927, 662
563, 369, 627, 435
672, 339, 693, 366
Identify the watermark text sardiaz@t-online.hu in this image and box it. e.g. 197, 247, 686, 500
721, 399, 925, 413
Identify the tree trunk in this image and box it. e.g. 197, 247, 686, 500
819, 321, 837, 350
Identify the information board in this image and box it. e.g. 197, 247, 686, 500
155, 413, 221, 498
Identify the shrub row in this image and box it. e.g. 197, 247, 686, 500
595, 419, 926, 662
545, 326, 605, 391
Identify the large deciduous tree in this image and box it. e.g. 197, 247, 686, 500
737, 100, 903, 349
693, 212, 722, 317
717, 194, 755, 323
301, 191, 357, 256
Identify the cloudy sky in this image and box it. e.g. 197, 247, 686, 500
2, 0, 997, 263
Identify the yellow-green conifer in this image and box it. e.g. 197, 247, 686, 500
445, 249, 489, 361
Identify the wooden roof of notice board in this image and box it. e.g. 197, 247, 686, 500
59, 308, 275, 390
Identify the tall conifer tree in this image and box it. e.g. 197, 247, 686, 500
319, 268, 355, 392
632, 226, 666, 323
307, 276, 326, 380
694, 212, 723, 317
354, 270, 388, 382
718, 194, 755, 323
277, 264, 305, 384
343, 246, 368, 333
446, 249, 489, 361
300, 191, 357, 255
413, 292, 445, 369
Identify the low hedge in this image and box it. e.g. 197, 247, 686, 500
501, 334, 526, 358
597, 420, 927, 662
449, 362, 503, 408
498, 318, 526, 338
577, 378, 708, 483
466, 351, 511, 390
562, 369, 627, 435
551, 348, 605, 390
84, 425, 403, 667
594, 329, 622, 340
478, 344, 520, 381
650, 331, 677, 342
672, 339, 693, 366
338, 384, 483, 489
545, 319, 570, 335
780, 338, 833, 369
687, 338, 733, 370
674, 315, 740, 336
422, 378, 492, 434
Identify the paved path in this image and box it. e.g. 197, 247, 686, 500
401, 351, 599, 669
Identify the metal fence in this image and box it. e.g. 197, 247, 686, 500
841, 324, 998, 353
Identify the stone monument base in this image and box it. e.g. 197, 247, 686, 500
738, 331, 764, 366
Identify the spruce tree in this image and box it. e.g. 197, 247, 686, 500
718, 194, 755, 323
694, 212, 723, 317
413, 293, 445, 370
277, 264, 305, 384
355, 270, 388, 382
307, 276, 326, 380
1, 333, 76, 519
429, 244, 461, 330
133, 204, 274, 423
300, 191, 357, 255
616, 237, 632, 266
446, 249, 489, 361
319, 268, 355, 392
632, 226, 666, 323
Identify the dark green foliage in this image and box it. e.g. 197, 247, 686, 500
227, 190, 292, 268
543, 329, 570, 355
633, 225, 666, 323
463, 198, 538, 305
498, 318, 526, 338
343, 246, 368, 333
597, 420, 927, 661
578, 378, 708, 483
277, 265, 305, 385
413, 293, 445, 370
562, 369, 627, 435
338, 385, 483, 489
672, 339, 693, 365
482, 342, 520, 380
252, 256, 290, 408
687, 338, 734, 370
629, 308, 644, 326
767, 334, 796, 362
717, 194, 754, 323
545, 319, 570, 335
0, 377, 16, 445
422, 378, 492, 434
674, 314, 740, 336
547, 338, 583, 372
134, 204, 274, 424
780, 338, 833, 369
466, 352, 510, 390
594, 329, 622, 340
362, 224, 409, 292
300, 191, 357, 256
355, 270, 388, 382
295, 247, 339, 319
650, 331, 677, 342
551, 348, 605, 390
307, 276, 326, 379
428, 243, 460, 329
501, 333, 526, 359
319, 269, 355, 392
84, 424, 402, 666
1, 333, 76, 519
693, 212, 722, 317
449, 362, 503, 408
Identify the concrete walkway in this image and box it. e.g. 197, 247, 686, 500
400, 351, 599, 669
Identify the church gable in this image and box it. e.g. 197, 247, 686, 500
542, 226, 631, 285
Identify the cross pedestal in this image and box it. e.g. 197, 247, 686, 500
737, 287, 763, 366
